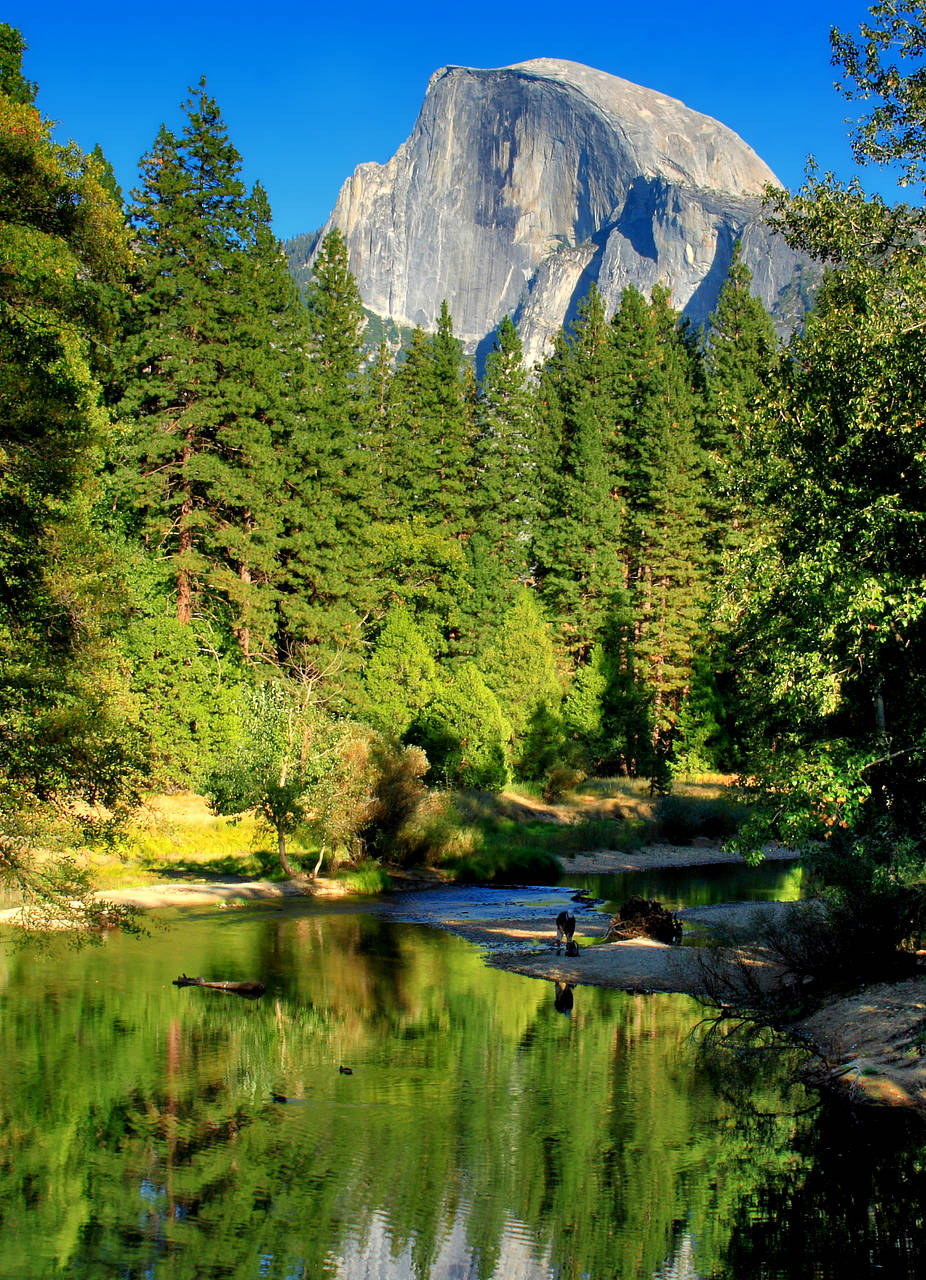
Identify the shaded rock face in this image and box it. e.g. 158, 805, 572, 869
321, 59, 806, 364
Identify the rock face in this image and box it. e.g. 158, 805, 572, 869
319, 59, 806, 364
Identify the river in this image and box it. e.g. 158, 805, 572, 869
0, 864, 924, 1279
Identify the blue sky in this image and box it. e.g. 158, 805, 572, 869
7, 0, 904, 241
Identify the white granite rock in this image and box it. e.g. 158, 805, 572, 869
317, 59, 807, 364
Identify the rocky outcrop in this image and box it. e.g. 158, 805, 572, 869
317, 59, 808, 364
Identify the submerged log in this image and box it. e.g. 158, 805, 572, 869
173, 974, 266, 997
605, 897, 682, 945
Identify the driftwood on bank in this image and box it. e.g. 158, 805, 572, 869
173, 974, 266, 997
605, 897, 682, 945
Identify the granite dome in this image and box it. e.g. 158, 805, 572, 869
316, 60, 805, 364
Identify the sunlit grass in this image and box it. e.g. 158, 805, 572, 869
340, 862, 393, 895
92, 792, 320, 886
75, 774, 752, 893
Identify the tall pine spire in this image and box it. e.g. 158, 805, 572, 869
118, 82, 292, 658
278, 229, 374, 677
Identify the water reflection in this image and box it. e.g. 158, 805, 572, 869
560, 857, 805, 912
0, 900, 923, 1279
553, 980, 574, 1016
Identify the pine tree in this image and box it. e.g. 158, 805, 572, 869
117, 82, 290, 659
702, 244, 779, 554
362, 606, 438, 738
479, 588, 563, 777
534, 286, 626, 660
461, 318, 542, 656
385, 326, 436, 521
472, 318, 541, 578
279, 229, 374, 678
410, 662, 510, 791
617, 287, 710, 764
384, 305, 474, 537
430, 300, 474, 537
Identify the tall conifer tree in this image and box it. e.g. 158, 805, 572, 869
118, 82, 290, 658
464, 317, 543, 655
615, 287, 709, 762
534, 286, 626, 659
702, 245, 779, 555
385, 305, 474, 538
279, 229, 373, 675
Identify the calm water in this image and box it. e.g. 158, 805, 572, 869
559, 857, 807, 912
1, 874, 925, 1279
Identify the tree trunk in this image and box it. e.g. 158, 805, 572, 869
277, 827, 296, 879
312, 843, 326, 880
237, 561, 251, 660
177, 442, 193, 625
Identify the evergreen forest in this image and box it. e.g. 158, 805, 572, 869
2, 4, 926, 943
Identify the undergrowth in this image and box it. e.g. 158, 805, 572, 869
81, 774, 752, 893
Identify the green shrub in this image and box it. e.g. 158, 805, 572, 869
542, 764, 586, 803
340, 861, 392, 895
362, 742, 430, 863
410, 663, 510, 791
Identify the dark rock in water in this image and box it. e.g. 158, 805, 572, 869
311, 58, 813, 365
606, 897, 682, 945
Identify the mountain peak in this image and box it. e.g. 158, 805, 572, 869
317, 59, 803, 363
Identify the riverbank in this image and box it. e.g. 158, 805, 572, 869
440, 843, 926, 1117
6, 838, 926, 1116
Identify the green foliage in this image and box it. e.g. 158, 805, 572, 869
562, 647, 611, 763
0, 37, 143, 930
369, 516, 470, 652
720, 3, 926, 959
832, 0, 926, 189
360, 741, 435, 864
339, 860, 392, 894
382, 308, 475, 541
702, 244, 780, 558
203, 670, 374, 876
670, 654, 731, 776
542, 764, 586, 803
410, 663, 511, 791
654, 791, 748, 845
0, 23, 35, 103
282, 227, 321, 299
118, 82, 296, 657
279, 228, 374, 679
469, 316, 544, 596
534, 287, 626, 659
361, 606, 437, 737
479, 588, 563, 777
118, 602, 246, 787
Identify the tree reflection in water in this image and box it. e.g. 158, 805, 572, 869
0, 904, 923, 1279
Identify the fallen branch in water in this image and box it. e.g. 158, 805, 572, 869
173, 974, 266, 997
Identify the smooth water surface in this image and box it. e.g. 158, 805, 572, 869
559, 857, 806, 913
1, 889, 924, 1280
